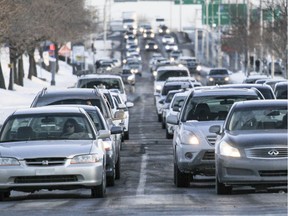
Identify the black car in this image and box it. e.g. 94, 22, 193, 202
144, 40, 158, 51
274, 81, 288, 99
206, 68, 231, 86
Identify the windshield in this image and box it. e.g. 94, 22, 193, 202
228, 107, 288, 131
209, 69, 228, 75
182, 95, 259, 122
0, 114, 95, 142
79, 79, 124, 93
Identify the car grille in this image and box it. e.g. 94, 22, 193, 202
25, 158, 66, 166
245, 147, 288, 159
206, 135, 217, 146
14, 175, 78, 183
202, 151, 215, 160
258, 170, 287, 177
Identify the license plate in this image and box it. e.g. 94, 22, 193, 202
35, 169, 55, 175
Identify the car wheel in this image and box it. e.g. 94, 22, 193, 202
0, 191, 10, 201
175, 163, 190, 187
115, 155, 121, 180
158, 114, 162, 122
124, 131, 129, 140
166, 129, 173, 139
91, 170, 106, 198
216, 176, 232, 195
161, 118, 166, 129
106, 166, 115, 187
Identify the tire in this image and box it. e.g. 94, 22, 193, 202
175, 163, 190, 187
0, 191, 10, 201
161, 118, 166, 129
216, 176, 232, 195
124, 131, 129, 140
115, 155, 121, 180
157, 114, 162, 122
166, 129, 173, 139
91, 170, 106, 198
106, 166, 115, 187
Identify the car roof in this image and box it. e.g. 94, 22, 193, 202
233, 99, 288, 109
192, 88, 259, 97
157, 65, 189, 71
12, 106, 85, 115
78, 74, 122, 80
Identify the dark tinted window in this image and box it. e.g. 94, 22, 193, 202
209, 69, 228, 75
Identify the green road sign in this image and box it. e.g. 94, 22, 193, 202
202, 3, 247, 26
174, 0, 203, 5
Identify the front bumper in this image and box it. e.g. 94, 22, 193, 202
0, 160, 104, 191
216, 156, 288, 187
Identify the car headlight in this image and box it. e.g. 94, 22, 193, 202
170, 57, 175, 62
209, 77, 214, 81
106, 67, 111, 71
166, 29, 170, 33
143, 34, 147, 38
128, 74, 135, 80
196, 65, 201, 71
156, 85, 162, 91
71, 154, 102, 164
181, 130, 199, 145
0, 157, 20, 166
145, 45, 149, 49
174, 47, 178, 51
153, 71, 157, 77
224, 77, 230, 81
219, 141, 240, 157
159, 29, 163, 33
151, 33, 155, 37
162, 39, 166, 43
154, 45, 158, 49
165, 45, 169, 49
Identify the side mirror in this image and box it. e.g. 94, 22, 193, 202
159, 99, 165, 104
209, 125, 221, 135
118, 103, 127, 109
166, 114, 179, 125
126, 101, 134, 108
110, 125, 123, 134
114, 110, 126, 120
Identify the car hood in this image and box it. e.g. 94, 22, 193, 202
226, 130, 288, 147
0, 140, 95, 159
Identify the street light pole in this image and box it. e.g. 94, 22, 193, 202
206, 0, 210, 65
218, 0, 222, 68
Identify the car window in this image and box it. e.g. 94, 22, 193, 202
0, 114, 95, 142
182, 95, 259, 122
229, 107, 287, 131
157, 70, 189, 81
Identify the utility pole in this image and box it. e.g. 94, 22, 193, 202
103, 0, 108, 52
246, 0, 250, 76
218, 0, 222, 68
206, 0, 210, 65
286, 0, 288, 78
179, 0, 183, 32
260, 0, 264, 73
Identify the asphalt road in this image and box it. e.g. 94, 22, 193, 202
0, 34, 287, 216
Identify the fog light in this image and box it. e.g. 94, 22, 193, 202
185, 152, 193, 159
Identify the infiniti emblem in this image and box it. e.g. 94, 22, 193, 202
42, 160, 49, 165
268, 150, 279, 156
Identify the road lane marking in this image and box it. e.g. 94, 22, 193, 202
136, 153, 148, 196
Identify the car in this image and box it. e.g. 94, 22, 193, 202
162, 34, 174, 44
154, 65, 190, 94
30, 88, 126, 185
263, 79, 287, 91
138, 23, 152, 34
242, 73, 270, 84
274, 81, 288, 99
164, 42, 178, 52
0, 106, 109, 200
155, 80, 193, 122
50, 104, 123, 186
268, 61, 285, 76
125, 58, 142, 76
164, 91, 189, 139
166, 88, 261, 187
169, 50, 182, 62
209, 100, 288, 194
206, 68, 231, 86
143, 29, 155, 39
121, 65, 136, 85
76, 74, 127, 103
219, 83, 276, 99
158, 24, 170, 35
111, 90, 134, 140
178, 56, 201, 75
144, 40, 158, 51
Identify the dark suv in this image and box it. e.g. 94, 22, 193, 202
30, 88, 124, 186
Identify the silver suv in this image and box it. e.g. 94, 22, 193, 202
167, 88, 260, 187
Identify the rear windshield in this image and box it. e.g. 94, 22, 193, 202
78, 79, 124, 93
157, 70, 189, 81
